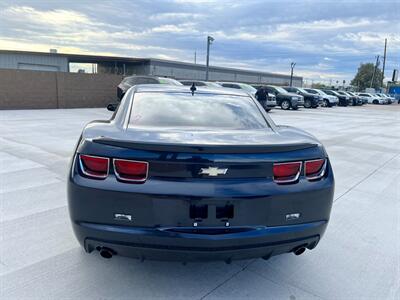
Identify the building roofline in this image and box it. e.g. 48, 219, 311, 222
0, 49, 302, 80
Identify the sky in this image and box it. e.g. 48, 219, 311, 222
0, 0, 399, 84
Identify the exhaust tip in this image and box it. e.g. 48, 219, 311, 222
293, 246, 306, 256
225, 258, 232, 264
98, 247, 114, 259
262, 253, 272, 261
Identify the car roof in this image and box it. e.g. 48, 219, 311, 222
216, 81, 249, 85
180, 80, 205, 82
131, 84, 250, 96
124, 75, 159, 79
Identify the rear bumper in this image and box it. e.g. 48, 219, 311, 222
74, 221, 327, 261
68, 151, 334, 261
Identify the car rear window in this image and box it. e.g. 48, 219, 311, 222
129, 92, 269, 129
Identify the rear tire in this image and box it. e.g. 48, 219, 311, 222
322, 99, 329, 107
281, 100, 290, 110
304, 99, 312, 108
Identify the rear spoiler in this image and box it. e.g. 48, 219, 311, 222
92, 137, 318, 154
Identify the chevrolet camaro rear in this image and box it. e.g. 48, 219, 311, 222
67, 85, 334, 262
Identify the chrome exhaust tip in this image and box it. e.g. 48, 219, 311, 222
98, 247, 114, 259
293, 246, 306, 256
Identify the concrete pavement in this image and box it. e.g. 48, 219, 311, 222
1, 104, 399, 299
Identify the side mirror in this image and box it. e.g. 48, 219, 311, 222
107, 103, 118, 111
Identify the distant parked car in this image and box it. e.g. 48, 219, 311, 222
373, 94, 390, 104
384, 93, 397, 103
180, 80, 222, 88
253, 86, 277, 112
117, 76, 182, 100
283, 87, 322, 108
357, 93, 387, 104
337, 91, 362, 106
323, 90, 351, 106
347, 92, 367, 105
215, 82, 276, 111
376, 93, 394, 104
304, 88, 338, 107
263, 85, 304, 110
216, 82, 258, 95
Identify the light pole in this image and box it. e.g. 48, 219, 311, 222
206, 35, 214, 81
289, 62, 296, 86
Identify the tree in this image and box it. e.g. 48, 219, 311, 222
311, 82, 328, 89
351, 63, 383, 91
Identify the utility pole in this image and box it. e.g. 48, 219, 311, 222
382, 38, 387, 88
289, 62, 296, 86
205, 36, 214, 81
370, 55, 380, 88
194, 51, 197, 64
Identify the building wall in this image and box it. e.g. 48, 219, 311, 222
97, 61, 149, 75
148, 60, 302, 86
0, 52, 302, 86
0, 69, 122, 109
0, 53, 68, 72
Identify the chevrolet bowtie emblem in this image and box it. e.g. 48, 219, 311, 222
199, 167, 228, 176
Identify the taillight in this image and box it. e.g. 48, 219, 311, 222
79, 154, 109, 179
305, 159, 326, 180
114, 159, 148, 183
273, 161, 302, 183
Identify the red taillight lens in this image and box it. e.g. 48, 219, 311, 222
305, 159, 326, 180
79, 154, 109, 179
114, 159, 148, 182
273, 161, 302, 183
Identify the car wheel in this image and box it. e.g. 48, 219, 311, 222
322, 99, 329, 107
373, 100, 379, 104
281, 100, 290, 110
304, 99, 312, 108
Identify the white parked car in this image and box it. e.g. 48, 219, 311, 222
376, 93, 394, 104
304, 88, 339, 107
180, 80, 224, 88
357, 93, 387, 104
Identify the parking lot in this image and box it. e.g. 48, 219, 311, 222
1, 104, 399, 299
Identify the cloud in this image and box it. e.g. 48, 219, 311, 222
0, 0, 399, 83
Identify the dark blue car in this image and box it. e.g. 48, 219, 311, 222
67, 85, 334, 262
